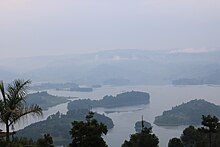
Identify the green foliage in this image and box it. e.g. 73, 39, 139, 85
154, 99, 220, 126
37, 134, 54, 147
69, 112, 108, 147
0, 135, 54, 147
121, 128, 159, 147
168, 138, 183, 147
26, 91, 71, 110
200, 115, 219, 133
135, 120, 151, 132
0, 79, 42, 142
181, 125, 205, 147
68, 91, 150, 110
17, 109, 113, 146
0, 137, 36, 147
180, 115, 220, 147
199, 115, 219, 147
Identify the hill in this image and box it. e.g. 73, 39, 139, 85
154, 99, 220, 126
2, 50, 220, 85
67, 91, 150, 110
25, 91, 73, 110
17, 109, 114, 146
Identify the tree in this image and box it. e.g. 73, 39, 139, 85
181, 125, 205, 147
121, 127, 159, 147
69, 112, 108, 147
179, 115, 220, 147
37, 134, 54, 147
168, 138, 183, 147
199, 115, 219, 147
0, 79, 43, 143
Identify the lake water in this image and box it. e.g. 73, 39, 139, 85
13, 85, 220, 147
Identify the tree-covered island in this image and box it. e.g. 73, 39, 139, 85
17, 109, 114, 146
25, 91, 75, 110
154, 99, 220, 126
68, 91, 150, 110
135, 120, 152, 132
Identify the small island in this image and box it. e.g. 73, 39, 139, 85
154, 99, 220, 126
172, 78, 204, 85
70, 87, 93, 92
135, 121, 151, 132
31, 82, 94, 92
17, 109, 114, 146
67, 91, 150, 110
25, 91, 74, 110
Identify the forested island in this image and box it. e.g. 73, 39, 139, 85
17, 109, 114, 146
135, 121, 151, 132
25, 91, 74, 110
172, 78, 204, 85
31, 82, 94, 92
67, 91, 150, 110
154, 99, 220, 126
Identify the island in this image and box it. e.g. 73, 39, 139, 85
31, 82, 79, 90
172, 78, 204, 85
31, 82, 93, 92
25, 91, 74, 110
17, 109, 114, 146
135, 120, 151, 132
67, 91, 150, 110
154, 99, 220, 126
70, 87, 93, 92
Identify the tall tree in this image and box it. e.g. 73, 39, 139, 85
121, 127, 159, 147
181, 125, 205, 147
69, 112, 108, 147
0, 79, 43, 142
199, 115, 219, 147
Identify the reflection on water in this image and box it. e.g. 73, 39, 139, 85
10, 85, 220, 147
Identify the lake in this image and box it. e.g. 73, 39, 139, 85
14, 85, 220, 147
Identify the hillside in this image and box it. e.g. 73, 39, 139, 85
17, 109, 114, 146
67, 91, 150, 110
25, 91, 72, 110
154, 99, 220, 126
1, 50, 220, 85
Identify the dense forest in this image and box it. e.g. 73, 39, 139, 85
17, 109, 114, 146
154, 99, 220, 126
26, 91, 73, 110
68, 91, 150, 110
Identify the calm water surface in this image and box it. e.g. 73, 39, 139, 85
14, 85, 220, 147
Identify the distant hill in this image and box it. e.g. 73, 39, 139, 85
25, 91, 73, 110
1, 49, 220, 85
17, 109, 114, 146
154, 99, 220, 126
172, 70, 220, 85
67, 91, 150, 110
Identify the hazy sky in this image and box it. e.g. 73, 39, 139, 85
0, 0, 220, 58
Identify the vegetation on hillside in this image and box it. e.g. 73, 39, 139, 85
135, 120, 151, 132
26, 91, 73, 110
17, 109, 114, 146
68, 91, 150, 110
154, 99, 220, 126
